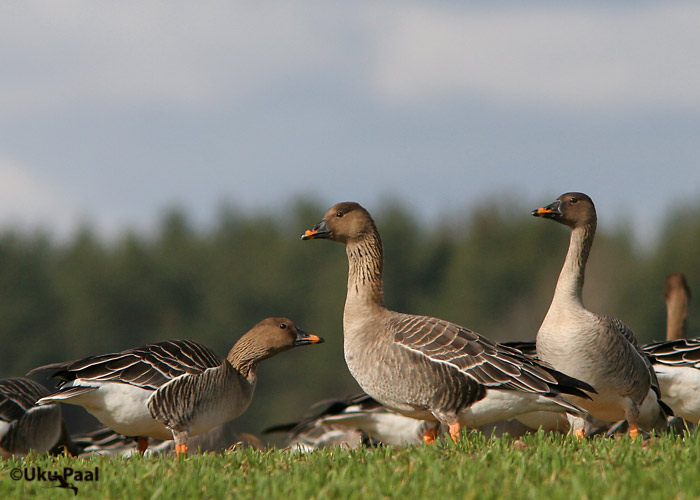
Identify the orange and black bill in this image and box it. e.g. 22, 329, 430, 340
301, 219, 330, 240
531, 200, 561, 218
294, 329, 324, 346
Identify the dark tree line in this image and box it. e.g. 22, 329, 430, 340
2, 198, 699, 439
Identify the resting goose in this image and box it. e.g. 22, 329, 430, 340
73, 421, 263, 456
264, 393, 428, 449
29, 317, 322, 456
532, 192, 669, 438
302, 202, 594, 443
0, 377, 76, 457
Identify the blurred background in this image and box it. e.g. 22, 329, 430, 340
1, 1, 699, 442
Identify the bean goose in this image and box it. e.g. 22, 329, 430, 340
29, 317, 322, 456
0, 377, 76, 457
264, 393, 428, 449
641, 273, 700, 423
302, 202, 595, 443
73, 421, 263, 456
532, 192, 670, 438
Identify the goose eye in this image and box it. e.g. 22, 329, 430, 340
279, 323, 287, 330
336, 211, 344, 218
570, 197, 578, 204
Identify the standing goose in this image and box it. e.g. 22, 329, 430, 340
302, 202, 594, 443
642, 273, 700, 422
0, 377, 76, 457
532, 192, 669, 438
29, 317, 322, 456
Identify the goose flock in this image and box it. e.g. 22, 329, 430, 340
1, 192, 699, 457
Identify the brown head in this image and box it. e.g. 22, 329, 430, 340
228, 317, 323, 370
301, 202, 378, 244
531, 192, 597, 229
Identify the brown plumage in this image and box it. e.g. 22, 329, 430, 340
30, 317, 322, 456
303, 201, 594, 443
532, 192, 670, 438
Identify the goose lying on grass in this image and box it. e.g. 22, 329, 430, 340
0, 377, 77, 457
29, 317, 322, 456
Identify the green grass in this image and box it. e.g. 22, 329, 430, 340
2, 430, 699, 500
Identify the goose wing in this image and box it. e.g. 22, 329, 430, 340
393, 315, 594, 398
643, 338, 700, 368
0, 378, 50, 423
33, 340, 222, 391
602, 315, 666, 402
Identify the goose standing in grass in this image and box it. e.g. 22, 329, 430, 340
29, 317, 322, 456
642, 273, 700, 423
0, 377, 77, 457
302, 202, 595, 443
532, 192, 669, 438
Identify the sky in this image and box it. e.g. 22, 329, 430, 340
1, 1, 699, 243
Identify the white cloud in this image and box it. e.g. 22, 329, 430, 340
0, 156, 80, 234
369, 2, 700, 112
1, 1, 699, 116
0, 0, 346, 115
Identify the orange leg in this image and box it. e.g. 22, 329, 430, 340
628, 423, 639, 439
423, 427, 439, 445
448, 423, 462, 443
573, 428, 586, 440
136, 437, 149, 453
175, 443, 189, 457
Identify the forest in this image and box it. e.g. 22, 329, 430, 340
2, 197, 699, 441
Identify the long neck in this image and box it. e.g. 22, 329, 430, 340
552, 223, 595, 307
666, 288, 689, 340
227, 343, 264, 384
345, 230, 385, 310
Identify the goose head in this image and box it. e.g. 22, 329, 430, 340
230, 317, 323, 364
531, 192, 597, 229
301, 202, 376, 244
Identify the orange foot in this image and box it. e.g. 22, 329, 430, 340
573, 428, 586, 440
175, 443, 189, 457
448, 423, 461, 443
629, 424, 639, 439
136, 437, 149, 453
423, 428, 439, 445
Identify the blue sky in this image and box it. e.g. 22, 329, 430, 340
1, 1, 699, 242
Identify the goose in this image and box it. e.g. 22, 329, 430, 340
641, 273, 700, 423
29, 317, 322, 456
73, 421, 264, 456
302, 202, 595, 443
532, 192, 670, 438
0, 377, 76, 457
266, 392, 535, 449
264, 393, 428, 449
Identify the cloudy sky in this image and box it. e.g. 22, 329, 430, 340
1, 1, 699, 242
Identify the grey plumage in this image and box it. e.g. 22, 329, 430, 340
303, 201, 594, 442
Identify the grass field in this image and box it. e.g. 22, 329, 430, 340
1, 430, 698, 500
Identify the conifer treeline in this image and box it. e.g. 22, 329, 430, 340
2, 199, 698, 437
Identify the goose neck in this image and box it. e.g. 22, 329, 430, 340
345, 233, 385, 309
552, 223, 595, 306
227, 344, 260, 384
666, 290, 689, 340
